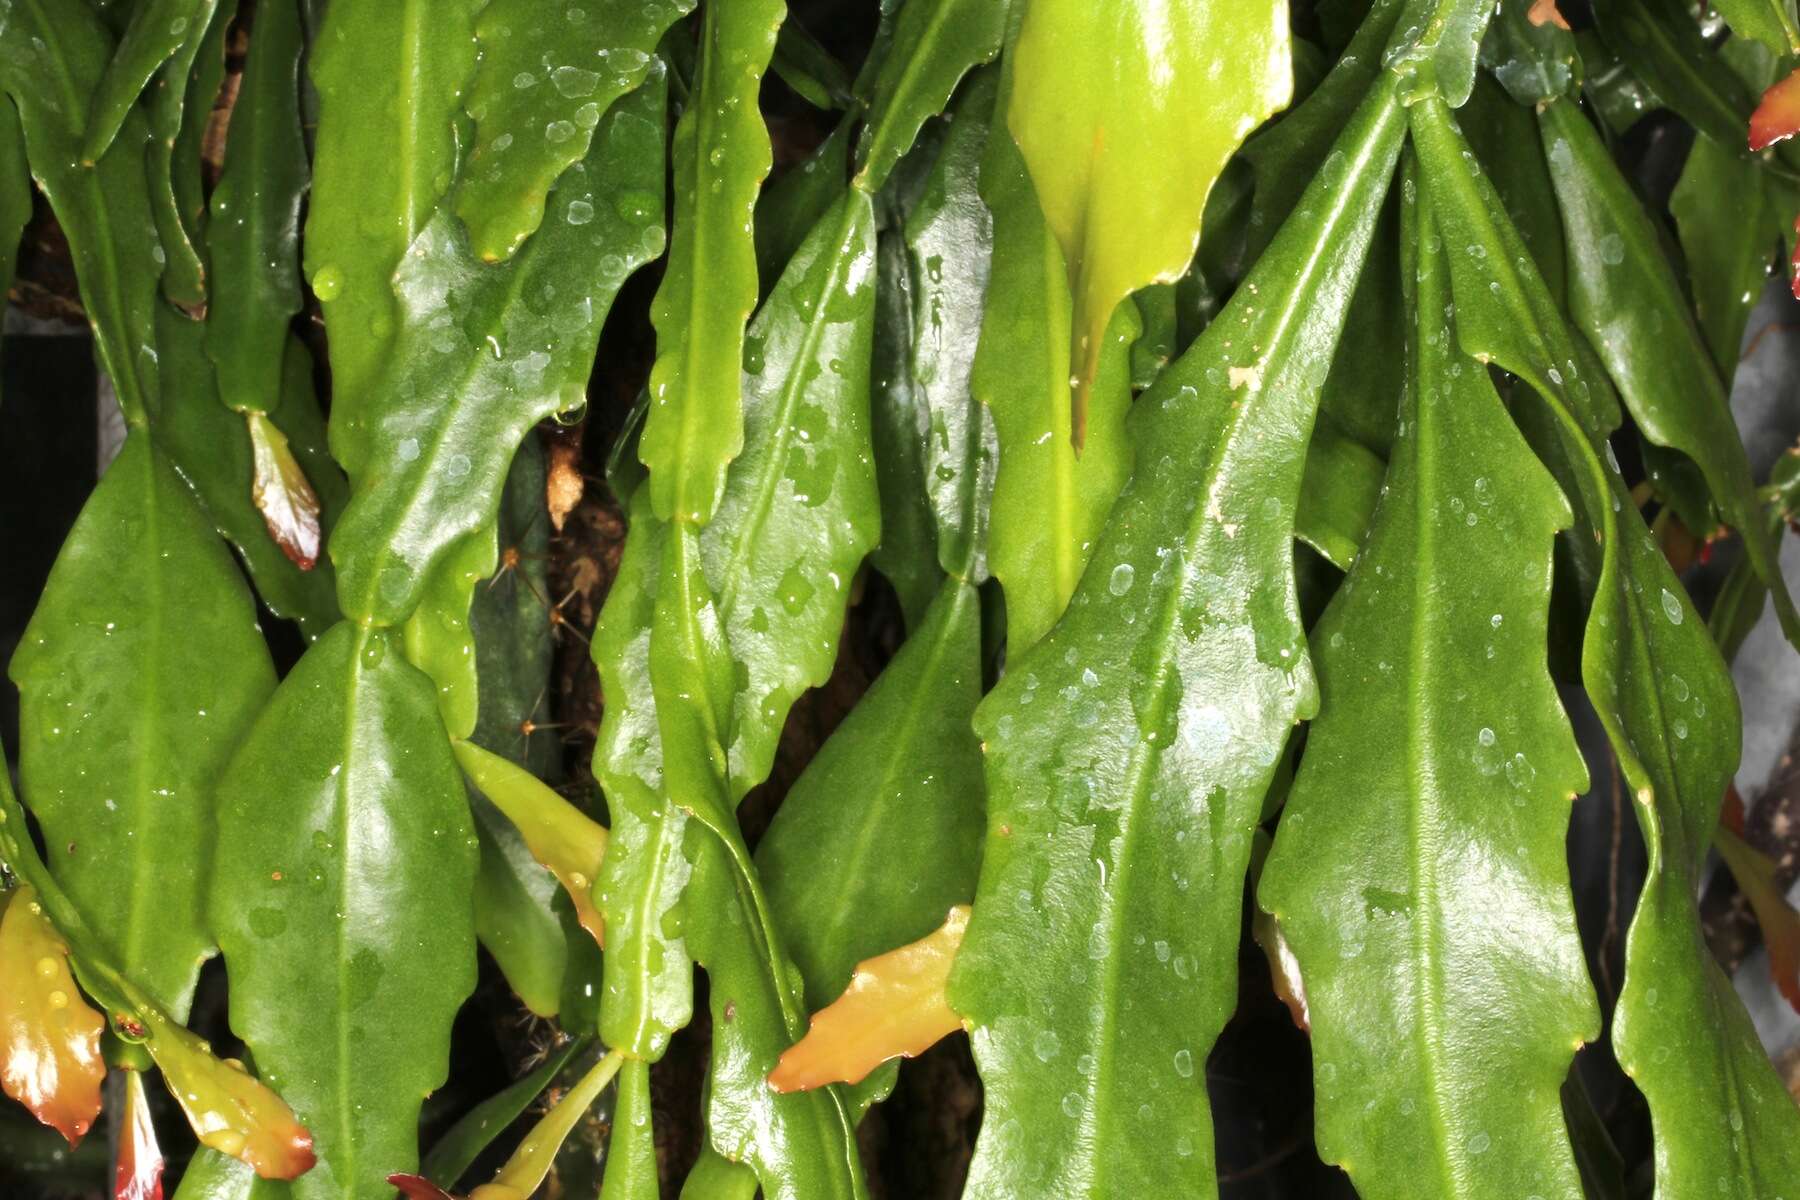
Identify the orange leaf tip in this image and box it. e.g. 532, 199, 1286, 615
1714, 827, 1800, 1016
769, 905, 971, 1093
247, 411, 323, 571
1527, 0, 1571, 29
0, 884, 106, 1146
1750, 67, 1800, 152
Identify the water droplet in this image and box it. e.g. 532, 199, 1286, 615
1108, 563, 1135, 596
1061, 1092, 1082, 1118
545, 120, 576, 142
311, 264, 344, 301
1467, 1131, 1491, 1155
447, 454, 472, 479
566, 198, 594, 225
1660, 588, 1684, 625
1033, 1029, 1060, 1062
1172, 1049, 1194, 1078
777, 565, 815, 614
1478, 727, 1496, 747
1599, 233, 1625, 265
514, 71, 537, 89
1672, 719, 1688, 740
397, 437, 421, 462
552, 65, 599, 97
615, 189, 659, 224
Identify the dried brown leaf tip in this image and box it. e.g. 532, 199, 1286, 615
0, 885, 106, 1146
546, 437, 584, 532
247, 412, 323, 570
1714, 826, 1800, 1015
770, 905, 971, 1092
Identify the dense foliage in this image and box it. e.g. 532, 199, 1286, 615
3, 0, 1800, 1197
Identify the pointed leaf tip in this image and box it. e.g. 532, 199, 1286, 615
141, 1009, 315, 1179
769, 905, 970, 1093
389, 1174, 459, 1200
0, 885, 106, 1146
1715, 827, 1800, 1016
1528, 0, 1572, 30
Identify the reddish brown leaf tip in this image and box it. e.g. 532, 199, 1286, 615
115, 1071, 164, 1200
1752, 68, 1800, 151
246, 412, 323, 571
0, 886, 106, 1146
388, 1173, 459, 1200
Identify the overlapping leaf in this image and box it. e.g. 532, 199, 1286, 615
637, 0, 784, 526
303, 0, 482, 480
211, 622, 478, 1200
1004, 0, 1291, 442
1414, 95, 1800, 1199
82, 0, 217, 163
10, 432, 276, 1017
329, 72, 667, 627
946, 77, 1406, 1199
1260, 159, 1597, 1200
456, 0, 690, 263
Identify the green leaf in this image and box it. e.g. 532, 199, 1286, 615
154, 0, 230, 310
868, 224, 943, 628
1478, 0, 1581, 107
0, 94, 28, 326
0, 0, 163, 427
755, 116, 852, 290
1294, 418, 1384, 572
973, 96, 1134, 654
1004, 0, 1291, 443
851, 0, 1006, 195
1591, 0, 1757, 152
1259, 154, 1598, 1199
169, 1149, 287, 1200
303, 0, 482, 481
1539, 97, 1800, 647
1461, 72, 1566, 303
1711, 0, 1800, 54
592, 492, 696, 1061
456, 0, 690, 263
759, 575, 985, 1010
1242, 0, 1403, 265
329, 71, 667, 627
1671, 133, 1778, 376
682, 839, 869, 1200
1413, 93, 1800, 1200
81, 0, 216, 163
771, 18, 853, 111
420, 1037, 588, 1189
598, 1058, 658, 1200
206, 0, 308, 417
1385, 0, 1497, 106
211, 622, 479, 1200
636, 0, 784, 526
10, 431, 276, 1018
902, 69, 997, 581
678, 1148, 760, 1200
150, 313, 345, 638
946, 76, 1406, 1199
698, 188, 881, 801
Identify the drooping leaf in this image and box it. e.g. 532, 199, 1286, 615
145, 0, 228, 310
851, 0, 1006, 195
0, 0, 163, 426
1004, 0, 1291, 444
973, 88, 1134, 654
118, 1066, 167, 1200
1539, 97, 1800, 647
207, 0, 309, 420
770, 905, 969, 1092
946, 76, 1406, 1199
247, 412, 324, 571
456, 0, 690, 263
1714, 827, 1800, 1014
1294, 418, 1384, 572
1259, 156, 1597, 1199
1672, 132, 1779, 375
211, 623, 478, 1200
1591, 0, 1759, 152
771, 17, 853, 111
902, 69, 997, 582
10, 432, 276, 1017
0, 885, 107, 1148
449, 1050, 623, 1200
1461, 71, 1565, 303
758, 577, 985, 1010
636, 0, 784, 526
1414, 93, 1800, 1199
755, 116, 852, 291
597, 1057, 657, 1200
329, 71, 667, 627
82, 0, 217, 163
303, 0, 483, 480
